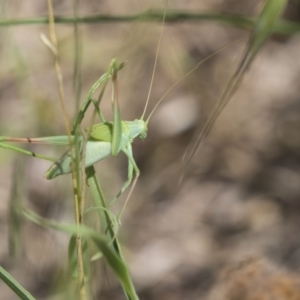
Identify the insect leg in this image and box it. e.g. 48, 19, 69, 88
109, 143, 140, 221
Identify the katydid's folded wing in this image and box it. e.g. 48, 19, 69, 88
89, 122, 132, 149
89, 122, 129, 156
88, 123, 113, 142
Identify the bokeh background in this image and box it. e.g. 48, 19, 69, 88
1, 0, 300, 299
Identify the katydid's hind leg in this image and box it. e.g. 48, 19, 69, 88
117, 169, 139, 222
109, 157, 133, 207
117, 144, 140, 222
108, 144, 140, 221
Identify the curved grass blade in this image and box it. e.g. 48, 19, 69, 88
85, 166, 137, 299
21, 208, 139, 300
0, 266, 35, 300
181, 0, 288, 181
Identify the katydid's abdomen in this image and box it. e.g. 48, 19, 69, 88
45, 140, 112, 179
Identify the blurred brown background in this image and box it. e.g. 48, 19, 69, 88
1, 0, 300, 299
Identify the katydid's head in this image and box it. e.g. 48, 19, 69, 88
137, 119, 148, 139
127, 119, 147, 140
139, 120, 148, 139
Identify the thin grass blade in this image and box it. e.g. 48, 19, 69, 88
9, 158, 25, 258
181, 0, 288, 181
21, 208, 139, 300
85, 166, 137, 299
0, 266, 35, 300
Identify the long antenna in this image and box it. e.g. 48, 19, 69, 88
141, 0, 169, 120
146, 39, 243, 124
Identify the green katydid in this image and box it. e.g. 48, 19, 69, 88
0, 8, 169, 218
0, 47, 241, 211
0, 22, 239, 217
0, 58, 148, 215
0, 2, 288, 220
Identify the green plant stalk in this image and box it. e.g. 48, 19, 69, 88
9, 159, 25, 258
46, 0, 86, 298
21, 208, 139, 300
86, 166, 137, 300
0, 11, 298, 35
